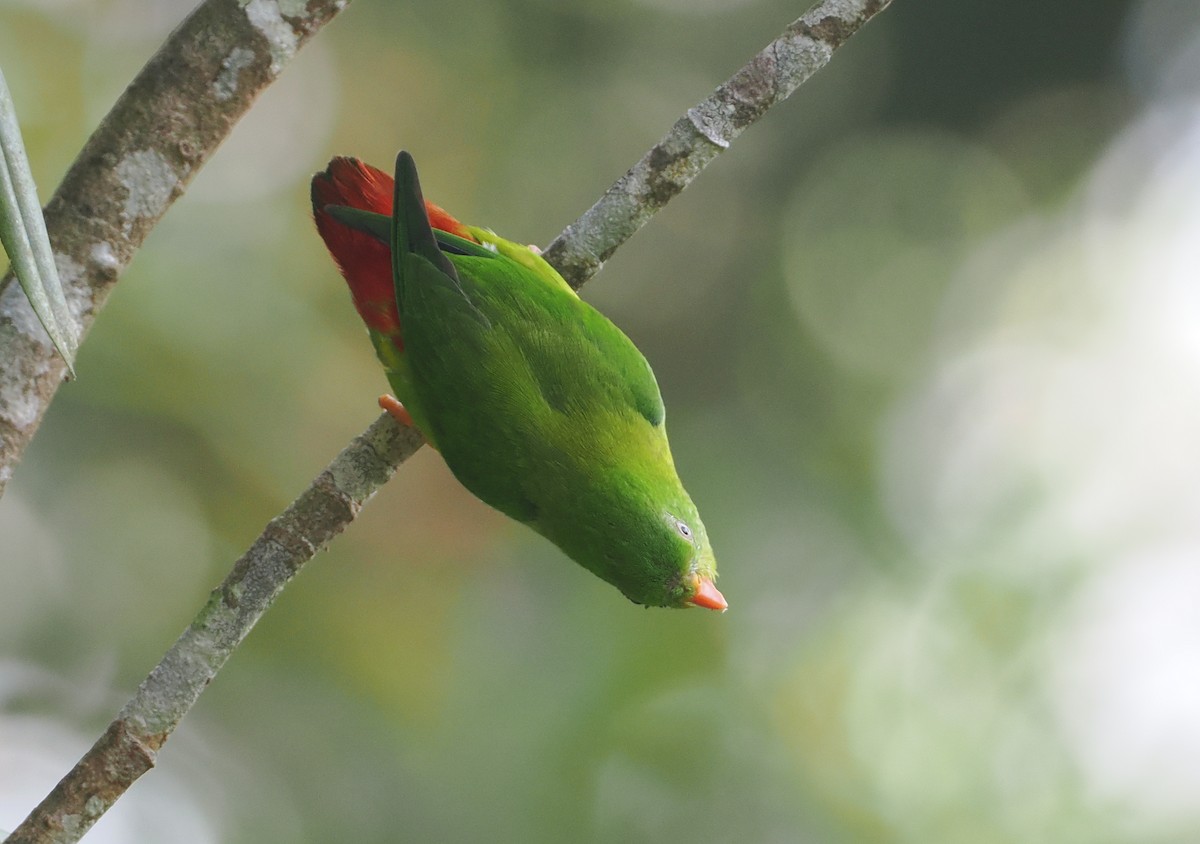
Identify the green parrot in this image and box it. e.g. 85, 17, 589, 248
311, 152, 724, 611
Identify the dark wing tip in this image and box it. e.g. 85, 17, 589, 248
323, 205, 391, 244
391, 151, 458, 279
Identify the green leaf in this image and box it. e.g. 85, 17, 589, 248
0, 66, 77, 376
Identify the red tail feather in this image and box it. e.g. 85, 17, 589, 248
311, 157, 474, 342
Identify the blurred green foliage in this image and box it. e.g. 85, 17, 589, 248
5, 0, 1200, 842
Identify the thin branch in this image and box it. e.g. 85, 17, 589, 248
543, 0, 893, 288
4, 415, 424, 844
0, 0, 351, 498
4, 0, 891, 841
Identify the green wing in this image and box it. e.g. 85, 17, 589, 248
323, 204, 499, 263
402, 254, 666, 524
384, 153, 666, 524
389, 152, 488, 327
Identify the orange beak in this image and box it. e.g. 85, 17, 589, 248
687, 577, 728, 612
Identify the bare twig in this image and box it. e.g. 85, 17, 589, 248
5, 415, 423, 844
3, 0, 891, 840
0, 0, 351, 497
543, 0, 892, 288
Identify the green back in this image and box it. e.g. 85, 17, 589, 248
377, 153, 715, 606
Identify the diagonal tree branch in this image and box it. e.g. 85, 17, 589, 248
544, 0, 892, 288
4, 415, 424, 844
0, 0, 351, 498
4, 0, 892, 841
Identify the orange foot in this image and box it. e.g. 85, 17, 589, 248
378, 394, 414, 427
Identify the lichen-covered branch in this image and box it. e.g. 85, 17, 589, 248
4, 415, 425, 844
3, 0, 891, 840
0, 0, 351, 498
543, 0, 892, 289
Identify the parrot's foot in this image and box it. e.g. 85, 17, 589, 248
379, 394, 415, 427
527, 244, 542, 255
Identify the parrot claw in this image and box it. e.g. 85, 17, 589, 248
379, 394, 415, 427
527, 244, 542, 255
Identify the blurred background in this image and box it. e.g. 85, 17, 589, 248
3, 0, 1200, 840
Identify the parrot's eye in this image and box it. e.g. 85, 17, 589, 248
675, 520, 693, 540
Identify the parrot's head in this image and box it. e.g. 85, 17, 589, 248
566, 472, 725, 612
647, 500, 724, 612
